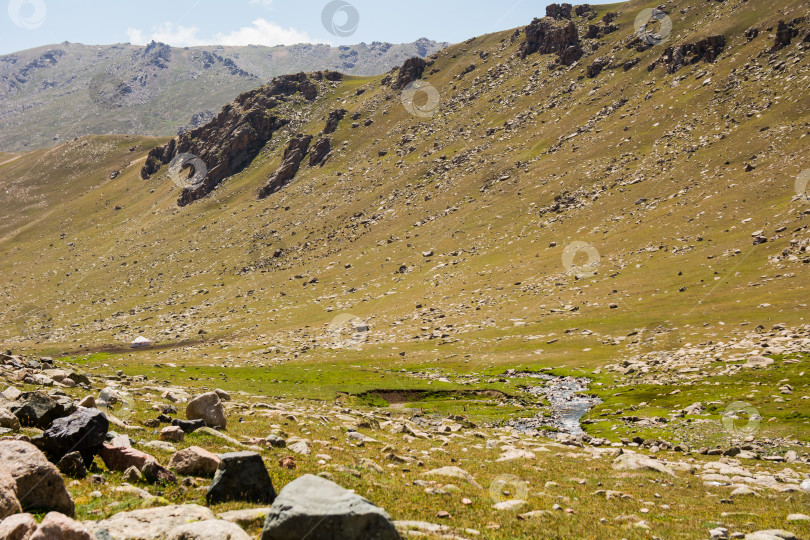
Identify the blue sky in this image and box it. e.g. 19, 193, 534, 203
2, 0, 613, 55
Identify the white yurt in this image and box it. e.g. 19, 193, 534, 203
130, 336, 153, 348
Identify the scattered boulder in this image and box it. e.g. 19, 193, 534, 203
169, 446, 221, 477
0, 513, 38, 540
0, 407, 21, 430
41, 407, 109, 464
142, 459, 177, 484
0, 467, 22, 518
0, 439, 74, 515
186, 392, 227, 429
207, 452, 276, 505
161, 425, 185, 442
30, 511, 92, 540
612, 452, 675, 476
422, 466, 482, 489
83, 504, 216, 539
99, 443, 153, 472
167, 519, 251, 540
260, 474, 399, 540
9, 391, 75, 429
58, 451, 88, 479
172, 418, 206, 433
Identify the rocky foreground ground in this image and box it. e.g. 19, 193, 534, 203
0, 336, 808, 539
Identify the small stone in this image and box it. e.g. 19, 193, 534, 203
124, 465, 143, 483
161, 426, 185, 442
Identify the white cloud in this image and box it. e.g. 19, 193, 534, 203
126, 18, 317, 48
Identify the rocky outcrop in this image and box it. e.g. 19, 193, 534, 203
546, 3, 572, 20
772, 19, 803, 51
519, 18, 583, 66
141, 72, 339, 206
323, 109, 347, 134
258, 135, 313, 199
309, 137, 332, 167
651, 36, 726, 73
574, 4, 593, 17
391, 57, 427, 90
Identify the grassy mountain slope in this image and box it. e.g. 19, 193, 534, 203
0, 39, 446, 152
0, 0, 809, 536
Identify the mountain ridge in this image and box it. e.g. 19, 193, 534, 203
0, 38, 447, 152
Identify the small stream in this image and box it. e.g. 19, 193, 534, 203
509, 373, 601, 436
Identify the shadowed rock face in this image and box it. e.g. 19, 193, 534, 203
652, 36, 726, 74
309, 137, 332, 167
258, 135, 313, 199
323, 108, 348, 134
140, 72, 342, 207
518, 18, 583, 66
546, 3, 572, 21
391, 57, 427, 90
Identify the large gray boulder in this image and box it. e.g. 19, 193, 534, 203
41, 407, 109, 464
0, 467, 22, 518
167, 519, 251, 540
0, 439, 74, 515
260, 474, 399, 540
186, 392, 226, 429
207, 452, 275, 504
83, 504, 216, 539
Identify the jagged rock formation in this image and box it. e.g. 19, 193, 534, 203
772, 18, 808, 51
390, 57, 427, 90
141, 73, 339, 206
546, 3, 572, 21
309, 137, 332, 167
258, 135, 313, 199
323, 109, 348, 134
518, 18, 583, 66
652, 36, 726, 74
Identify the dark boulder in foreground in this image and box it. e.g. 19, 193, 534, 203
261, 474, 399, 540
207, 452, 276, 505
41, 407, 109, 465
